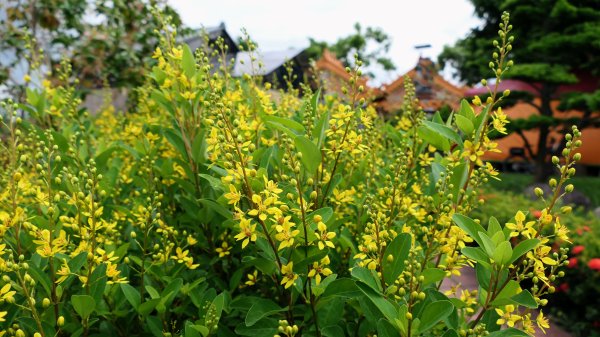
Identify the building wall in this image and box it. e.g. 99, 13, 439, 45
482, 99, 600, 166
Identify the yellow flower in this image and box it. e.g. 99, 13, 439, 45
274, 216, 300, 250
280, 262, 298, 289
536, 310, 550, 334
56, 259, 71, 284
106, 262, 127, 284
492, 107, 509, 134
187, 235, 198, 246
495, 304, 521, 327
262, 176, 283, 196
0, 311, 6, 322
0, 283, 16, 302
245, 270, 259, 286
248, 194, 280, 221
215, 242, 232, 258
307, 256, 333, 285
172, 247, 191, 263
224, 184, 242, 205
33, 229, 68, 257
506, 211, 537, 238
554, 217, 570, 243
234, 218, 257, 249
316, 222, 336, 250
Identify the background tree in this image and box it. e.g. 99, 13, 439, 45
438, 0, 600, 181
0, 0, 184, 97
306, 22, 396, 79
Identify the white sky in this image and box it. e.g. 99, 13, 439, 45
167, 0, 481, 85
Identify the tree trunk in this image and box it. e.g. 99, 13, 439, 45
533, 84, 556, 182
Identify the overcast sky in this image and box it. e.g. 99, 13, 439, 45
167, 0, 481, 85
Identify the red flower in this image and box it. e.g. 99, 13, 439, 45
572, 245, 585, 255
558, 282, 570, 293
588, 258, 600, 271
567, 257, 578, 268
583, 226, 591, 232
532, 210, 542, 219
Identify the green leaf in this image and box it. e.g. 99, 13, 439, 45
462, 247, 489, 264
487, 328, 529, 337
182, 44, 196, 78
164, 129, 189, 160
487, 217, 502, 237
459, 99, 475, 120
381, 233, 412, 284
455, 114, 474, 135
442, 329, 460, 337
452, 214, 486, 248
120, 283, 140, 309
235, 317, 278, 336
263, 115, 305, 134
493, 241, 513, 267
72, 295, 96, 320
418, 125, 450, 151
449, 161, 468, 203
511, 290, 538, 308
508, 239, 540, 266
423, 120, 463, 146
191, 131, 207, 163
322, 325, 345, 337
185, 322, 210, 337
355, 281, 397, 322
351, 267, 381, 292
421, 268, 447, 285
321, 278, 361, 298
479, 231, 496, 257
138, 298, 160, 316
476, 263, 492, 291
294, 135, 321, 175
491, 280, 521, 306
199, 174, 225, 192
198, 198, 232, 219
418, 300, 454, 333
377, 318, 400, 337
245, 299, 286, 326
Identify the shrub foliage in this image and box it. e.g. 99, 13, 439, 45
0, 11, 583, 337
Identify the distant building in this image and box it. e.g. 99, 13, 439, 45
467, 75, 600, 166
314, 49, 382, 102
380, 57, 465, 114
183, 23, 239, 71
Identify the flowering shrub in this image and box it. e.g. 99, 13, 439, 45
0, 11, 585, 337
547, 218, 600, 336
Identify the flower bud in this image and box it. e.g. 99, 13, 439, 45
565, 184, 574, 193
57, 316, 65, 326
552, 156, 559, 165
534, 187, 544, 197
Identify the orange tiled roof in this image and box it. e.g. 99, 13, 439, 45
315, 49, 383, 98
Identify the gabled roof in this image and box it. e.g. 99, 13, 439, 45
314, 49, 383, 97
383, 58, 465, 97
465, 72, 599, 97
315, 49, 352, 81
183, 22, 239, 54
231, 48, 305, 77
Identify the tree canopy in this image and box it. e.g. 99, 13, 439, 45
0, 0, 184, 95
438, 0, 600, 180
439, 0, 600, 86
306, 22, 396, 78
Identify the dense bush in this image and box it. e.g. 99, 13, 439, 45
0, 11, 585, 337
473, 183, 600, 335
